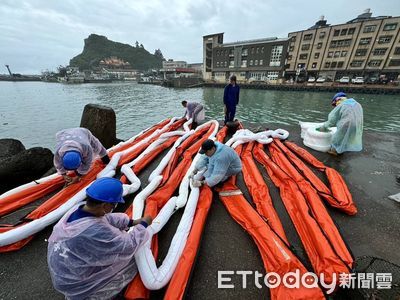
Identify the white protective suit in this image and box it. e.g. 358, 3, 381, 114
47, 207, 149, 300
195, 142, 242, 187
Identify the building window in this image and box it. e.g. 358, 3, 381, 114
348, 27, 355, 35
355, 49, 368, 56
341, 51, 348, 57
304, 34, 313, 41
389, 59, 400, 66
372, 48, 388, 56
383, 23, 397, 31
368, 60, 382, 67
224, 61, 227, 67
267, 71, 279, 80
289, 46, 294, 52
312, 62, 317, 68
249, 60, 253, 66
216, 62, 219, 67
333, 29, 340, 36
319, 32, 326, 39
301, 44, 310, 51
340, 29, 348, 36
241, 60, 247, 67
314, 52, 320, 59
337, 61, 344, 68
350, 60, 364, 67
286, 64, 291, 69
240, 72, 246, 77
291, 36, 296, 42
325, 62, 331, 68
363, 25, 376, 33
255, 60, 258, 66
261, 47, 265, 53
229, 60, 234, 68
260, 59, 263, 65
330, 39, 352, 48
359, 37, 371, 45
331, 62, 337, 68
299, 53, 308, 60
328, 51, 333, 58
256, 47, 259, 54
242, 48, 248, 56
378, 36, 393, 44
394, 47, 400, 55
216, 50, 219, 56
288, 55, 293, 60
251, 48, 255, 54
334, 51, 340, 58
270, 45, 283, 66
317, 42, 323, 49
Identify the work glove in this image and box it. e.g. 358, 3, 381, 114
189, 169, 198, 179
191, 178, 204, 188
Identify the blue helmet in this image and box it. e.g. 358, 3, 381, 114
62, 151, 82, 170
331, 92, 347, 106
86, 177, 125, 203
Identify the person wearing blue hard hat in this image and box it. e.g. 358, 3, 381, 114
318, 92, 363, 155
47, 177, 153, 299
54, 128, 111, 185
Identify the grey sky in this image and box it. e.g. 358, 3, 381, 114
0, 0, 398, 74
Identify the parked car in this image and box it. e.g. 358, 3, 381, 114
307, 77, 316, 82
366, 77, 378, 84
351, 77, 365, 84
316, 77, 326, 83
339, 76, 350, 84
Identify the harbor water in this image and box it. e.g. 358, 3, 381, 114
0, 81, 399, 150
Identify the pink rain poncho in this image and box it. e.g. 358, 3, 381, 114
47, 207, 150, 300
54, 128, 108, 175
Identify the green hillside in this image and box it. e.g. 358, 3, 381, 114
69, 34, 163, 71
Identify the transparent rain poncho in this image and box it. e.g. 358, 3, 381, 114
54, 128, 108, 175
323, 98, 363, 154
47, 207, 150, 300
195, 142, 242, 187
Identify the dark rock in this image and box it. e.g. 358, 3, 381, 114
0, 138, 25, 160
41, 166, 57, 178
80, 104, 116, 148
0, 147, 54, 193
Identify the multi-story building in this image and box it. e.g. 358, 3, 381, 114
202, 33, 289, 82
286, 9, 400, 81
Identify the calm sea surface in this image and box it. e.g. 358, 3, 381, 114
0, 81, 399, 150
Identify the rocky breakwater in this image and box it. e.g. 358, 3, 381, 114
0, 139, 53, 194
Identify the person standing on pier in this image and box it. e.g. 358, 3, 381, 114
223, 75, 240, 124
181, 100, 205, 129
319, 92, 363, 156
54, 128, 110, 185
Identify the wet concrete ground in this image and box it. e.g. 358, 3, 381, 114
0, 122, 399, 300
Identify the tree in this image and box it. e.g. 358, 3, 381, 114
135, 41, 139, 48
154, 49, 164, 60
140, 43, 144, 48
57, 65, 67, 77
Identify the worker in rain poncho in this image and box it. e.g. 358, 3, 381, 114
181, 100, 205, 129
319, 92, 363, 155
47, 177, 152, 300
54, 128, 111, 185
191, 139, 242, 187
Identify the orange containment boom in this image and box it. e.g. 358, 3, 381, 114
254, 143, 352, 290
283, 141, 357, 215
218, 177, 325, 300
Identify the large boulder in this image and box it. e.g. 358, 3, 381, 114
0, 139, 25, 160
80, 104, 117, 148
0, 147, 54, 194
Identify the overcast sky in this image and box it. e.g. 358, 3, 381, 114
0, 0, 398, 74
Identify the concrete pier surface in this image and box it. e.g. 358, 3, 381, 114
0, 122, 399, 299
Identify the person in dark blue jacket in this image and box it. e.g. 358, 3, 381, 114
223, 75, 240, 124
